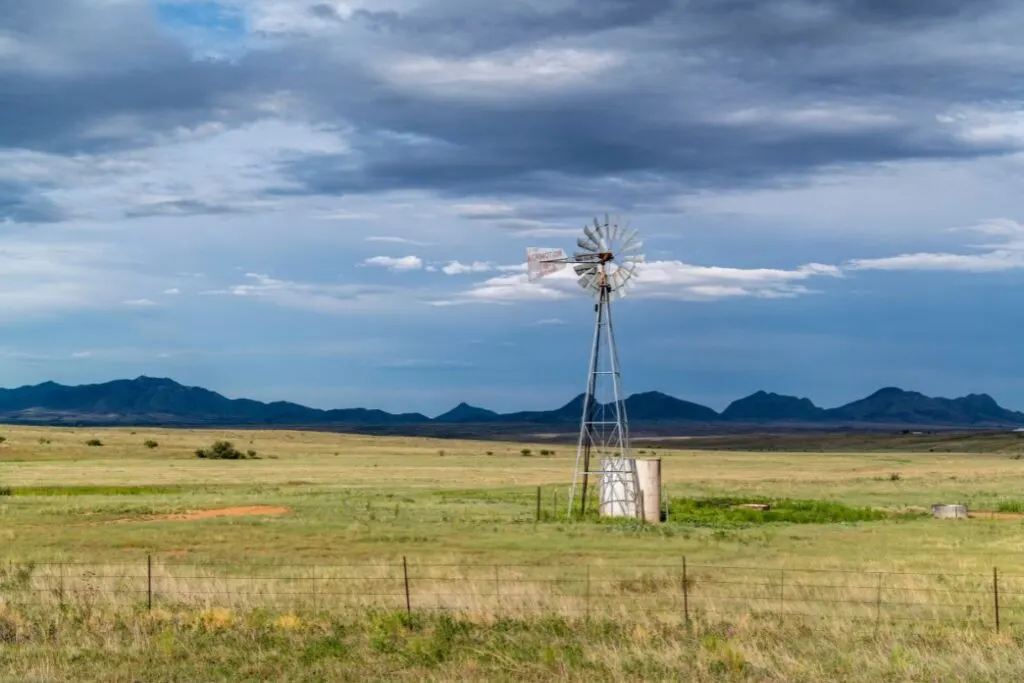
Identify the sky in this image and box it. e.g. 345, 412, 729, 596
5, 0, 1024, 416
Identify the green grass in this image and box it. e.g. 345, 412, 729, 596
9, 485, 191, 496
664, 496, 894, 527
1, 606, 1022, 682
6, 425, 1024, 680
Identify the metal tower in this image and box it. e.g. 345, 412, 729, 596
526, 215, 644, 519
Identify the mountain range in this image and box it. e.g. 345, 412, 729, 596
0, 376, 1021, 430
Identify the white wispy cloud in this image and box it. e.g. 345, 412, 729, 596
122, 298, 157, 307
212, 272, 413, 314
431, 259, 842, 306
163, 288, 181, 295
847, 219, 1024, 272
441, 260, 495, 275
362, 255, 424, 271
365, 236, 427, 246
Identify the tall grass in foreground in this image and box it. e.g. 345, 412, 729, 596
2, 605, 1024, 682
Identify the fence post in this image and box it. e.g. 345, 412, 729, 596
875, 573, 883, 628
58, 562, 64, 608
585, 565, 591, 623
994, 567, 1000, 633
312, 566, 318, 615
682, 556, 690, 627
495, 565, 501, 617
147, 554, 152, 611
779, 569, 784, 616
536, 486, 541, 522
553, 490, 558, 519
403, 556, 412, 619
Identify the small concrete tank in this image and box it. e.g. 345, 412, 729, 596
599, 458, 638, 518
932, 504, 968, 519
635, 458, 662, 523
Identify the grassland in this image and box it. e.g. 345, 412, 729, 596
5, 424, 1024, 680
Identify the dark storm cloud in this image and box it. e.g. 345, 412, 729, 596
0, 182, 65, 223
4, 0, 1024, 205
124, 199, 257, 218
0, 0, 260, 153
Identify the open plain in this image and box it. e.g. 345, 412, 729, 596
5, 425, 1024, 681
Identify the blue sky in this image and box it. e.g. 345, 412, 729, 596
4, 1, 1024, 416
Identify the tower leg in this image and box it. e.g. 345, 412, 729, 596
569, 288, 606, 518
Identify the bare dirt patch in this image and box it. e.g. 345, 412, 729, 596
113, 505, 291, 523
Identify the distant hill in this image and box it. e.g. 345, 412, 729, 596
0, 376, 1021, 430
822, 387, 1024, 425
722, 391, 824, 422
434, 403, 500, 423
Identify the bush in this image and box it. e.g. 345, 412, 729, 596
0, 486, 12, 496
38, 437, 50, 445
889, 472, 902, 481
143, 440, 159, 449
539, 449, 556, 456
520, 448, 532, 457
85, 439, 102, 447
195, 440, 258, 460
0, 436, 6, 444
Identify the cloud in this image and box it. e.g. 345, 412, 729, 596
214, 272, 412, 314
122, 298, 157, 307
163, 288, 181, 295
847, 219, 1024, 272
434, 259, 842, 305
534, 318, 565, 326
441, 260, 495, 275
362, 255, 424, 271
365, 236, 427, 246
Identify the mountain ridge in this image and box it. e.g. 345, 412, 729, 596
0, 376, 1021, 429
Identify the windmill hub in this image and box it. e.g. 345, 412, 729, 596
525, 214, 647, 520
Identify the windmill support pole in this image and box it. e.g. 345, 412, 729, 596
570, 276, 607, 518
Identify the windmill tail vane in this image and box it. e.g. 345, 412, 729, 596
525, 214, 646, 519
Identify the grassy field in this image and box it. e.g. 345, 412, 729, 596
5, 424, 1024, 680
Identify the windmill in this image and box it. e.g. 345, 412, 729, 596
526, 214, 644, 518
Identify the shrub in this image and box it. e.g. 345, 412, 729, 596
486, 451, 494, 456
143, 440, 159, 449
0, 436, 6, 444
0, 486, 12, 496
520, 448, 532, 457
86, 439, 103, 447
195, 440, 258, 460
38, 438, 50, 445
539, 449, 556, 456
889, 472, 902, 481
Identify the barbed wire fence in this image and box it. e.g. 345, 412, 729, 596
1, 557, 1019, 630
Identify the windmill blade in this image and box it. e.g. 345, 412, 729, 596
620, 228, 639, 250
615, 262, 637, 282
573, 250, 599, 262
583, 224, 600, 249
621, 240, 640, 255
578, 272, 600, 292
577, 235, 599, 253
611, 217, 626, 245
591, 220, 607, 251
574, 262, 598, 276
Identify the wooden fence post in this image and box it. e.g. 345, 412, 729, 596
994, 567, 1000, 633
682, 556, 690, 626
403, 556, 411, 619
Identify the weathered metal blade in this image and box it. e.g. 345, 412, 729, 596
577, 236, 599, 252
574, 262, 598, 276
583, 224, 600, 248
